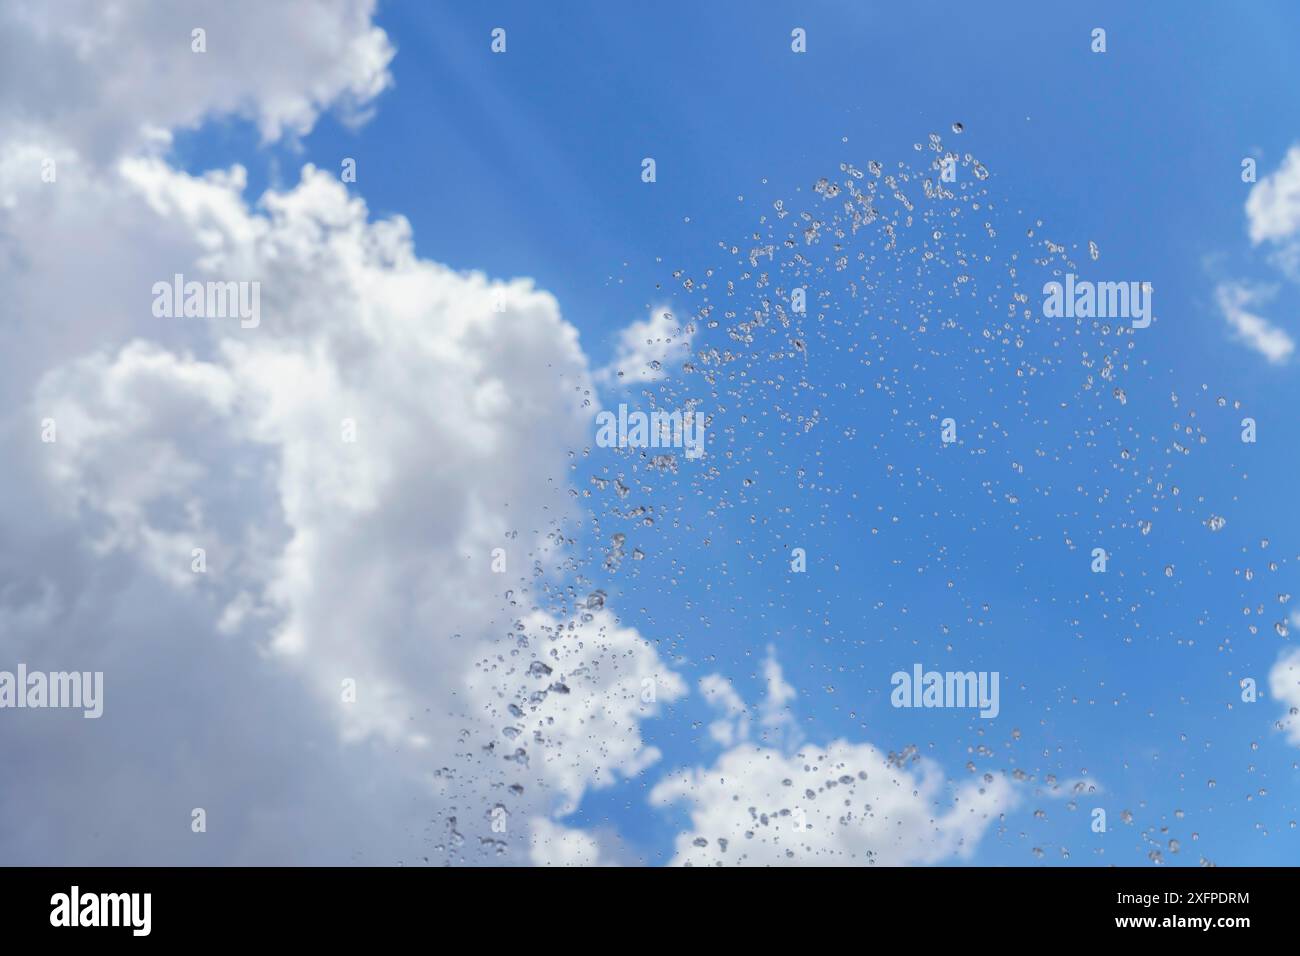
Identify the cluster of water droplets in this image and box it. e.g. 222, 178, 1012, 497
461, 128, 1293, 866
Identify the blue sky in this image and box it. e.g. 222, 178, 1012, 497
4, 1, 1300, 866
167, 1, 1300, 865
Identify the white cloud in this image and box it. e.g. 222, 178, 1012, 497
0, 151, 682, 862
595, 307, 693, 386
0, 1, 691, 864
467, 609, 686, 815
651, 740, 1017, 866
530, 818, 608, 866
1247, 146, 1300, 246
653, 651, 1017, 866
0, 0, 697, 865
1269, 647, 1300, 746
1215, 147, 1300, 363
701, 674, 749, 747
0, 0, 393, 161
700, 647, 800, 751
1215, 282, 1294, 364
757, 645, 800, 749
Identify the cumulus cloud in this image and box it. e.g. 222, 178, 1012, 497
0, 157, 695, 861
468, 609, 686, 815
1247, 146, 1300, 247
700, 646, 800, 751
1214, 282, 1295, 364
0, 0, 685, 860
1269, 647, 1300, 746
756, 646, 800, 749
1215, 147, 1300, 362
700, 674, 749, 747
651, 740, 1016, 866
0, 0, 393, 161
529, 818, 607, 866
595, 307, 693, 386
653, 652, 1017, 866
